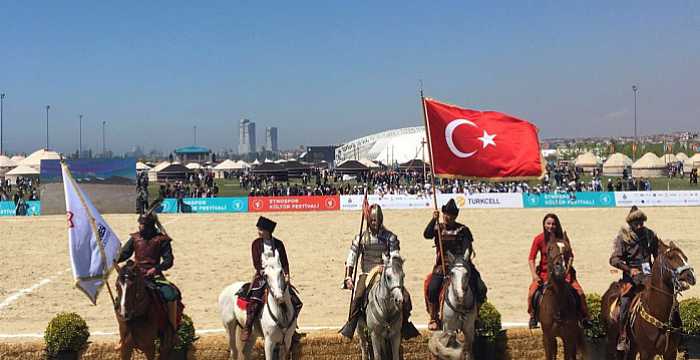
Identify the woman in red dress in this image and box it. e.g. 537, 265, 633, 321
527, 213, 591, 329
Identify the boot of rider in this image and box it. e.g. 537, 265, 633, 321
617, 297, 631, 351
241, 301, 261, 343
339, 296, 363, 339
428, 301, 442, 331
401, 294, 420, 339
167, 301, 178, 331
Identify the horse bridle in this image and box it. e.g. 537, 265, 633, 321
444, 261, 471, 320
656, 247, 694, 297
369, 264, 403, 331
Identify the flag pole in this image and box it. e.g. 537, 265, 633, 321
420, 89, 447, 276
62, 161, 117, 308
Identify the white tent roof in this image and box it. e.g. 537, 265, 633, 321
6, 164, 40, 176
236, 160, 250, 169
632, 152, 666, 169
676, 153, 690, 161
0, 155, 16, 168
690, 154, 700, 165
603, 153, 633, 168
20, 149, 60, 168
136, 162, 151, 170
252, 159, 261, 165
574, 151, 601, 167
274, 159, 287, 164
660, 153, 678, 163
359, 159, 381, 168
10, 155, 25, 162
151, 161, 172, 173
371, 132, 426, 164
214, 159, 243, 170
186, 162, 203, 170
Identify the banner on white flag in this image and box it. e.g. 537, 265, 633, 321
62, 163, 122, 304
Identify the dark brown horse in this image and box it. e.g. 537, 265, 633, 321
116, 261, 176, 360
538, 234, 586, 360
602, 240, 695, 360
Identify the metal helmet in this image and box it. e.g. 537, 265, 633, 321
138, 212, 157, 227
368, 204, 383, 227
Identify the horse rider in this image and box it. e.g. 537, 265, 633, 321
240, 216, 303, 343
340, 204, 420, 340
117, 212, 181, 331
609, 206, 660, 351
423, 199, 487, 331
527, 213, 592, 329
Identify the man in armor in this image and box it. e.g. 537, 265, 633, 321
609, 206, 660, 351
424, 199, 487, 330
117, 212, 180, 331
340, 204, 420, 340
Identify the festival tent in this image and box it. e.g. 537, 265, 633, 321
371, 132, 426, 165
574, 152, 601, 174
251, 159, 261, 166
283, 160, 312, 178
676, 153, 690, 162
602, 153, 633, 177
689, 153, 700, 170
5, 164, 40, 184
359, 159, 382, 169
20, 149, 61, 169
148, 162, 190, 182
213, 159, 248, 178
335, 160, 369, 175
136, 162, 151, 171
251, 162, 288, 180
399, 159, 429, 171
0, 155, 17, 178
186, 162, 203, 170
632, 152, 666, 178
10, 155, 25, 163
660, 153, 678, 164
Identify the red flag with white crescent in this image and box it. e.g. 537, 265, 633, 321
424, 98, 543, 179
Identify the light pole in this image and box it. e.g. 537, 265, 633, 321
79, 114, 83, 158
45, 105, 50, 150
102, 120, 106, 157
194, 125, 197, 145
632, 85, 638, 160
0, 93, 5, 155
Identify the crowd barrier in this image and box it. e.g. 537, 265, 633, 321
3, 191, 700, 216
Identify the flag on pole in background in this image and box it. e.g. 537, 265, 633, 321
423, 98, 543, 179
62, 162, 122, 304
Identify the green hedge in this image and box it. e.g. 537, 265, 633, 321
44, 312, 90, 356
584, 293, 606, 339
175, 314, 198, 351
476, 301, 502, 340
680, 298, 700, 335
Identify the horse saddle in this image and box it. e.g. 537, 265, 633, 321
235, 283, 253, 311
533, 283, 580, 320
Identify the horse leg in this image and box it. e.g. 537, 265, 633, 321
234, 325, 248, 360
390, 333, 401, 360
370, 331, 384, 360
563, 336, 576, 360
542, 334, 557, 360
358, 322, 371, 360
224, 321, 238, 360
119, 343, 134, 360
264, 336, 275, 360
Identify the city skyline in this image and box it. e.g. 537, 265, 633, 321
0, 2, 698, 155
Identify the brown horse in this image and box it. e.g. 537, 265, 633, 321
537, 234, 586, 360
116, 261, 177, 360
602, 240, 695, 360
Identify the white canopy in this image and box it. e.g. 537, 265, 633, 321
676, 153, 690, 162
136, 162, 151, 170
6, 164, 40, 176
150, 161, 172, 173
252, 159, 261, 165
20, 149, 61, 168
660, 153, 678, 163
0, 155, 16, 168
359, 159, 381, 168
372, 132, 426, 165
186, 162, 203, 170
214, 159, 250, 170
10, 155, 25, 163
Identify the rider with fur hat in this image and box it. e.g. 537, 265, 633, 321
241, 216, 303, 342
117, 211, 180, 331
609, 205, 660, 351
424, 198, 487, 331
340, 203, 420, 340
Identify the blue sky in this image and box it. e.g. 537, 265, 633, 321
0, 1, 698, 154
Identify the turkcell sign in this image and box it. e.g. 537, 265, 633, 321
522, 192, 616, 208
158, 197, 248, 213
436, 193, 523, 209
0, 201, 41, 216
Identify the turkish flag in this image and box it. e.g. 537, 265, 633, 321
424, 98, 543, 179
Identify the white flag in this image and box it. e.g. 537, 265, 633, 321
62, 163, 122, 304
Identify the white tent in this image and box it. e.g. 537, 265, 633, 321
5, 164, 40, 184
632, 152, 666, 178
676, 153, 690, 162
0, 155, 16, 168
136, 162, 151, 171
689, 154, 700, 169
236, 160, 251, 169
251, 159, 261, 166
10, 155, 25, 163
602, 153, 633, 176
20, 149, 61, 169
660, 153, 678, 164
186, 162, 203, 170
359, 159, 381, 168
371, 132, 426, 165
214, 159, 240, 170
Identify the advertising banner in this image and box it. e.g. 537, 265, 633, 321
0, 201, 41, 216
158, 197, 248, 213
436, 193, 524, 209
614, 191, 700, 207
248, 196, 340, 212
523, 192, 616, 208
340, 194, 433, 210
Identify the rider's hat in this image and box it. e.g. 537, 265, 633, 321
256, 216, 277, 233
626, 205, 647, 224
441, 198, 459, 216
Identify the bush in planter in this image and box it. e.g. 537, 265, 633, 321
476, 301, 502, 340
174, 314, 198, 351
679, 298, 700, 357
583, 293, 606, 340
44, 312, 90, 358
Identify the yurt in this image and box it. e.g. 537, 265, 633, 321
602, 153, 633, 177
0, 155, 17, 177
574, 152, 601, 174
10, 155, 25, 163
676, 153, 690, 162
632, 152, 666, 178
5, 164, 40, 184
660, 153, 678, 164
688, 154, 700, 170
20, 149, 61, 169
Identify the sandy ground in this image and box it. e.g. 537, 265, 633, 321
1, 207, 699, 342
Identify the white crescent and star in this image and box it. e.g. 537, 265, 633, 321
444, 119, 497, 158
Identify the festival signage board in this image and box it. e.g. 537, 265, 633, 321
436, 193, 524, 209
522, 192, 616, 208
0, 200, 41, 216
158, 197, 248, 213
248, 195, 340, 212
340, 194, 433, 210
614, 191, 700, 207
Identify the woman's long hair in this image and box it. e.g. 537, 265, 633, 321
542, 213, 564, 243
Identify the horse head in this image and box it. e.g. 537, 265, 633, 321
446, 252, 470, 303
382, 253, 405, 307
262, 250, 288, 304
116, 260, 149, 321
657, 240, 696, 292
546, 233, 573, 283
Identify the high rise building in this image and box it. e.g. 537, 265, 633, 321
266, 126, 279, 153
238, 119, 256, 154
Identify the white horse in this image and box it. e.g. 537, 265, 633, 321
359, 254, 405, 360
429, 253, 478, 360
218, 250, 297, 360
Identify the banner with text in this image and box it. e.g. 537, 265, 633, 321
0, 201, 41, 216
436, 193, 524, 209
614, 191, 700, 207
158, 197, 248, 213
248, 196, 340, 212
341, 194, 433, 210
523, 192, 616, 208
341, 193, 523, 210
